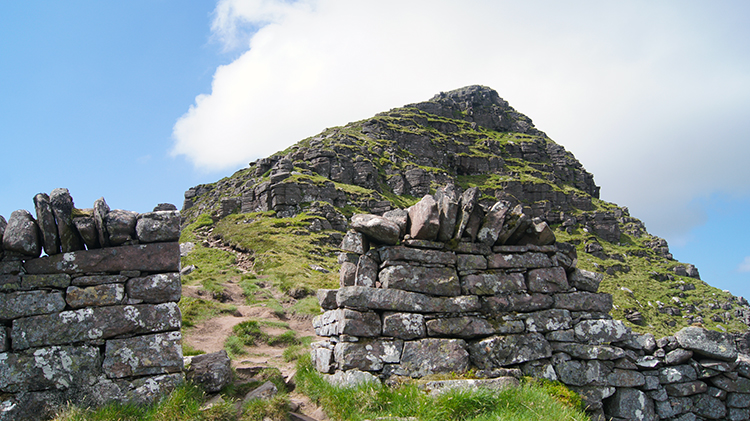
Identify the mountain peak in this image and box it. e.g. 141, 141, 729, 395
407, 85, 543, 136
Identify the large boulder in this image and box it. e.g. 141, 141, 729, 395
2, 210, 41, 257
434, 184, 459, 242
105, 209, 138, 245
476, 201, 510, 245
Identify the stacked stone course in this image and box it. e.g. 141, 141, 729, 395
0, 189, 183, 421
312, 187, 750, 421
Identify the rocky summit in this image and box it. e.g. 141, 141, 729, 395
181, 85, 750, 339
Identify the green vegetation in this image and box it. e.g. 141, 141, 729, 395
223, 319, 306, 359
211, 212, 338, 293
296, 356, 590, 421
179, 297, 238, 328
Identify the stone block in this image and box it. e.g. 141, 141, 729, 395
554, 292, 612, 313
421, 377, 519, 396
66, 284, 125, 308
20, 273, 71, 289
0, 345, 101, 393
574, 319, 630, 344
103, 331, 183, 378
407, 195, 440, 241
0, 290, 66, 321
379, 246, 456, 266
382, 312, 425, 340
397, 338, 469, 378
0, 260, 23, 275
527, 267, 569, 293
665, 380, 708, 397
481, 292, 553, 313
456, 254, 487, 271
568, 268, 603, 292
692, 394, 727, 419
317, 289, 338, 310
712, 374, 750, 393
728, 392, 750, 408
487, 252, 552, 269
0, 275, 20, 292
606, 368, 645, 387
523, 309, 571, 333
135, 211, 181, 243
185, 350, 231, 393
339, 261, 356, 287
380, 264, 460, 296
24, 242, 180, 274
11, 302, 181, 349
336, 286, 480, 313
2, 210, 41, 257
313, 308, 381, 337
340, 230, 368, 254
603, 388, 656, 421
354, 253, 378, 287
659, 365, 698, 384
311, 341, 335, 374
469, 333, 551, 368
728, 407, 750, 421
551, 342, 625, 360
461, 271, 525, 295
334, 339, 403, 371
126, 273, 181, 303
350, 214, 400, 245
71, 274, 128, 286
426, 316, 494, 338
555, 360, 612, 386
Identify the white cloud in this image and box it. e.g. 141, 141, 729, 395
738, 257, 750, 273
172, 0, 750, 241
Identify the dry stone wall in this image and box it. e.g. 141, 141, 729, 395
312, 188, 750, 421
0, 189, 183, 421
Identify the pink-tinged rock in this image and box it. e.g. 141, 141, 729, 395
317, 289, 338, 310
50, 188, 85, 253
527, 267, 569, 293
351, 214, 400, 245
126, 272, 181, 303
495, 205, 529, 245
33, 193, 60, 255
382, 209, 408, 238
24, 242, 180, 274
568, 268, 603, 292
408, 195, 440, 241
477, 201, 510, 245
2, 210, 41, 257
103, 331, 183, 378
66, 284, 126, 308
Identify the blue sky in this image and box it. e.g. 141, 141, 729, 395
1, 1, 749, 299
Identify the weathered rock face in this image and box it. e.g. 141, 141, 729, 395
33, 193, 60, 256
50, 188, 85, 253
185, 350, 232, 393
